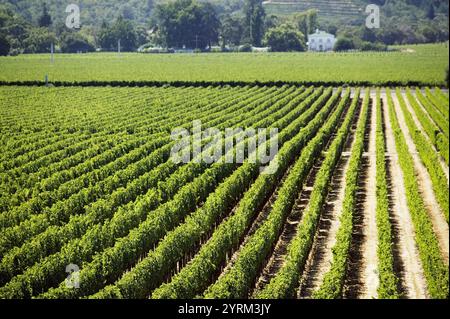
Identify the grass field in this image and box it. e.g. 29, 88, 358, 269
0, 43, 448, 85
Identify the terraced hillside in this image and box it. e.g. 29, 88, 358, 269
263, 0, 363, 17
0, 85, 448, 299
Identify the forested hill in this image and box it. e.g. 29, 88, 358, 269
0, 0, 155, 26
0, 0, 448, 56
0, 0, 243, 26
0, 0, 448, 28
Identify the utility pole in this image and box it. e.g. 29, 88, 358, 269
195, 35, 199, 50
250, 0, 254, 45
118, 39, 121, 55
250, 16, 253, 46
50, 42, 54, 64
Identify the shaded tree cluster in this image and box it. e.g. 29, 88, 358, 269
154, 0, 219, 49
264, 24, 306, 52
98, 17, 140, 52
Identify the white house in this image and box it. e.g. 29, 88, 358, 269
307, 29, 336, 52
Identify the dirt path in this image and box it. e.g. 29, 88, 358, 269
342, 92, 379, 299
252, 158, 319, 294
401, 93, 449, 183
381, 94, 429, 299
357, 93, 379, 298
215, 166, 292, 281
253, 95, 356, 297
297, 106, 360, 298
391, 93, 449, 265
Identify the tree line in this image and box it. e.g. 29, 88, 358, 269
0, 0, 448, 55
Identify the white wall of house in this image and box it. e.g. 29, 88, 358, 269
307, 29, 336, 52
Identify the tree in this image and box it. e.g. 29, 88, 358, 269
200, 2, 220, 48
307, 9, 318, 35
293, 12, 308, 38
426, 4, 435, 20
146, 0, 155, 17
220, 14, 243, 47
0, 10, 9, 28
135, 25, 149, 47
98, 16, 138, 51
243, 0, 265, 46
113, 16, 138, 51
38, 3, 52, 28
23, 28, 56, 53
420, 25, 438, 42
326, 24, 338, 36
0, 34, 10, 55
121, 5, 135, 20
264, 14, 280, 33
264, 24, 305, 52
334, 37, 355, 51
154, 0, 219, 49
60, 32, 95, 53
361, 27, 377, 43
292, 9, 318, 37
376, 23, 405, 45
359, 41, 387, 51
98, 21, 114, 50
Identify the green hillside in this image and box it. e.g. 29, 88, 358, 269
0, 0, 243, 27
1, 0, 448, 27
0, 0, 154, 26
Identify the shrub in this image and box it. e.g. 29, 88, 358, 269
334, 37, 355, 51
360, 41, 388, 51
60, 33, 95, 53
0, 34, 10, 55
264, 24, 305, 52
23, 28, 57, 53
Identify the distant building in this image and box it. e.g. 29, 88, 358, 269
307, 29, 336, 52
